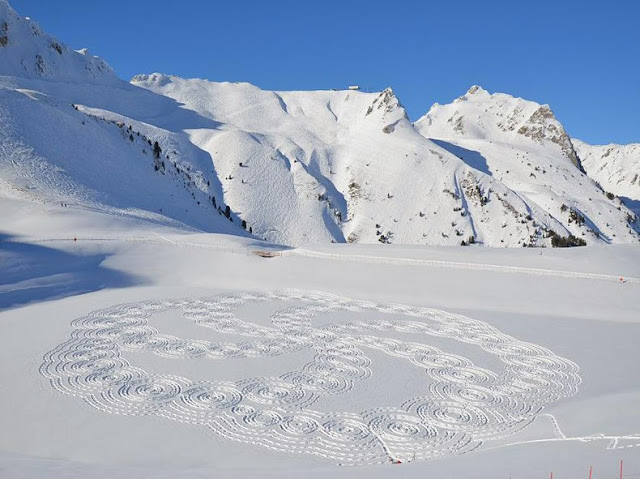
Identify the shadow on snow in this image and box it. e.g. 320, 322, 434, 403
430, 139, 492, 177
0, 233, 139, 311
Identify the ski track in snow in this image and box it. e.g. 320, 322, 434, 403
11, 235, 640, 284
483, 414, 640, 452
40, 289, 583, 465
291, 249, 640, 283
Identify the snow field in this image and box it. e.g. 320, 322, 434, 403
41, 290, 582, 465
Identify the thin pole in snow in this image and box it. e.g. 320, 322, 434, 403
589, 465, 592, 479
620, 460, 623, 479
550, 472, 553, 479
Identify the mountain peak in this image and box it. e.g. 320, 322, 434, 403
416, 87, 583, 169
364, 86, 409, 122
131, 73, 174, 87
449, 85, 492, 106
467, 85, 488, 96
0, 0, 118, 84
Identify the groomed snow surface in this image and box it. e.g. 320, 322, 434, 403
1, 196, 639, 479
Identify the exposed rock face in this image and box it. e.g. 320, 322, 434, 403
517, 105, 583, 171
366, 87, 409, 120
0, 20, 8, 46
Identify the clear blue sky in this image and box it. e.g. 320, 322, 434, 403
11, 0, 640, 144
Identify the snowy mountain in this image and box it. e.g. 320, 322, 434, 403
573, 139, 640, 209
416, 85, 582, 170
0, 0, 638, 248
0, 0, 116, 84
129, 76, 639, 247
415, 86, 639, 246
0, 0, 247, 237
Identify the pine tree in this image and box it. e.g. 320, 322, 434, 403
224, 205, 231, 218
153, 141, 162, 160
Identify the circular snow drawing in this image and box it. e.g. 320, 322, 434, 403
40, 290, 580, 465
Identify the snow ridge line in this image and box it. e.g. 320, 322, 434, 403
289, 249, 640, 284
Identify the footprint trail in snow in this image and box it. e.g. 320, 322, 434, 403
40, 290, 581, 465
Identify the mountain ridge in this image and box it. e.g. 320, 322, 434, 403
0, 0, 638, 247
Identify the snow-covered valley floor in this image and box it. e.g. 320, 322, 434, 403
1, 197, 639, 479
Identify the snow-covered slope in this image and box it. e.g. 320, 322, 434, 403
415, 86, 639, 245
132, 75, 637, 247
573, 139, 640, 205
0, 0, 249, 237
0, 86, 246, 235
